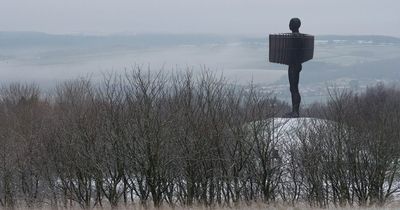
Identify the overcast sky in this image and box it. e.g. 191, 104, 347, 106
1, 0, 399, 36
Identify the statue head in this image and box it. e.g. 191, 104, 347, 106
289, 18, 301, 33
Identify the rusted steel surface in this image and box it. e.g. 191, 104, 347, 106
269, 33, 314, 65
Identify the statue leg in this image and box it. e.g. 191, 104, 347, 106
288, 64, 302, 116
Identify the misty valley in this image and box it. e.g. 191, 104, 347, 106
1, 32, 400, 104
1, 32, 400, 209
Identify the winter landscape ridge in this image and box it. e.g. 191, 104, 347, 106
0, 33, 400, 209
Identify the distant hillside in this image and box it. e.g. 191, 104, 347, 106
1, 32, 399, 49
0, 31, 229, 49
317, 35, 400, 44
1, 31, 399, 93
242, 35, 400, 45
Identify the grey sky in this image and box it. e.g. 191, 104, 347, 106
1, 0, 399, 36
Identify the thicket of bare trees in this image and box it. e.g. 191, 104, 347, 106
297, 85, 400, 208
0, 69, 399, 209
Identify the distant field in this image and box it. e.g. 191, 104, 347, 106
0, 43, 282, 87
1, 32, 400, 103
